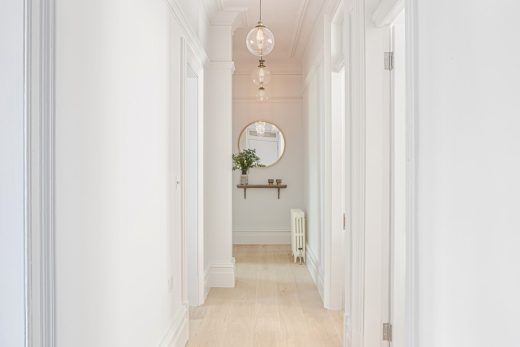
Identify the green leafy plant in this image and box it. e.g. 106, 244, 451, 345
232, 149, 264, 175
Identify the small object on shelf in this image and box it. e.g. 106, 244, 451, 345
237, 184, 288, 199
276, 179, 282, 185
241, 175, 248, 185
268, 179, 274, 185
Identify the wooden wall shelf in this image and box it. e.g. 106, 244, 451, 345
236, 184, 288, 199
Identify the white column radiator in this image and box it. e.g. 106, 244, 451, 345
290, 209, 306, 264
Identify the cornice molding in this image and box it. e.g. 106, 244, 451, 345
296, 0, 328, 60
233, 62, 302, 76
210, 7, 248, 32
290, 0, 310, 58
233, 68, 302, 76
298, 0, 343, 62
165, 0, 209, 64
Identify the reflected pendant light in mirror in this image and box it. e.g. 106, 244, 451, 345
246, 0, 275, 57
251, 57, 272, 86
238, 121, 285, 167
255, 121, 266, 135
256, 84, 269, 102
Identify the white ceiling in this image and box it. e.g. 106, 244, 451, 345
219, 0, 328, 66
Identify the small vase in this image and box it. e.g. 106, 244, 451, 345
240, 174, 248, 185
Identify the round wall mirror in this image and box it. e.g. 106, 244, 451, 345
238, 121, 285, 167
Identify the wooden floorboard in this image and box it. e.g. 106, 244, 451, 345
187, 245, 343, 347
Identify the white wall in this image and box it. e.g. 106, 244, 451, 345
0, 1, 26, 345
54, 0, 208, 345
414, 1, 520, 346
302, 12, 326, 291
302, 62, 324, 288
232, 67, 304, 244
301, 7, 347, 305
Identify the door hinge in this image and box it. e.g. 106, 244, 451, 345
383, 322, 392, 342
384, 52, 394, 70
343, 213, 346, 230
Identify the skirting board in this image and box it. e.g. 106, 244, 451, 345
158, 305, 188, 347
204, 268, 210, 299
233, 231, 291, 245
205, 261, 235, 288
306, 245, 324, 300
344, 312, 352, 346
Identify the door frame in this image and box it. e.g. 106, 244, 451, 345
24, 0, 57, 345
180, 37, 206, 307
322, 2, 348, 311
343, 0, 366, 345
344, 0, 418, 346
404, 1, 418, 345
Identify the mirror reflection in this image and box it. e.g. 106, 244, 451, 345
238, 121, 285, 167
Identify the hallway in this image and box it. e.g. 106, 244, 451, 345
187, 245, 343, 347
4, 0, 520, 346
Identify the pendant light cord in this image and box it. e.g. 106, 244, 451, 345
259, 0, 262, 22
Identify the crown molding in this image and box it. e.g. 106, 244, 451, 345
233, 69, 302, 76
165, 0, 209, 64
233, 62, 302, 76
295, 0, 328, 60
297, 0, 343, 61
290, 0, 310, 58
210, 7, 248, 32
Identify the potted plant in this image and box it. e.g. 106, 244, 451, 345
232, 149, 264, 185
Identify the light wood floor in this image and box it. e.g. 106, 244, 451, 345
187, 245, 343, 347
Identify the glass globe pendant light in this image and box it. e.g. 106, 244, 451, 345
256, 84, 269, 102
246, 0, 275, 57
251, 57, 272, 86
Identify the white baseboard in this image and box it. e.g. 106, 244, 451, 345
204, 268, 210, 299
306, 245, 324, 299
206, 261, 235, 288
233, 231, 291, 244
344, 312, 351, 346
158, 305, 188, 347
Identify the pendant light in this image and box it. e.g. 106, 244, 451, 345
251, 57, 272, 86
246, 0, 275, 57
256, 84, 269, 102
